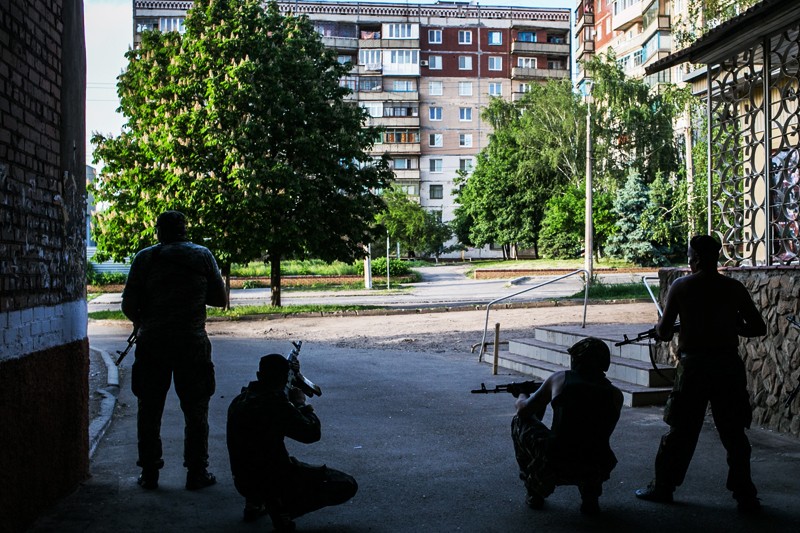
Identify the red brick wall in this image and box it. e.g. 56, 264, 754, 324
0, 1, 88, 530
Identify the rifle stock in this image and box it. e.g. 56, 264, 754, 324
615, 322, 680, 346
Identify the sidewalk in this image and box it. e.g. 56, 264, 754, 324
31, 316, 800, 532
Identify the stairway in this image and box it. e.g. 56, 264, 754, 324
484, 323, 675, 407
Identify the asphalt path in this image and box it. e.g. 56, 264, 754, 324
32, 322, 800, 532
89, 265, 657, 312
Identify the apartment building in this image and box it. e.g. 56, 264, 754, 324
575, 0, 672, 87
132, 1, 571, 259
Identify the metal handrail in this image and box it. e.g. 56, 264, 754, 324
477, 269, 589, 362
642, 275, 662, 317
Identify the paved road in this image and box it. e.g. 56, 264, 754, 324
89, 265, 658, 312
32, 320, 800, 532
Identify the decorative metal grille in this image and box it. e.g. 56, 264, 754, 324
708, 25, 800, 266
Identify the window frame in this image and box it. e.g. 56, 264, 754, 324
459, 133, 473, 147
429, 159, 443, 173
429, 184, 444, 199
488, 56, 502, 71
488, 31, 502, 45
429, 80, 443, 96
429, 133, 444, 147
458, 30, 472, 45
429, 55, 443, 70
458, 55, 473, 70
458, 81, 473, 96
429, 106, 443, 121
428, 29, 442, 44
459, 107, 472, 121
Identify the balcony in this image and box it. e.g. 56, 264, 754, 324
321, 36, 358, 50
367, 116, 420, 128
392, 168, 421, 182
359, 38, 419, 49
575, 11, 594, 33
511, 41, 570, 56
511, 67, 570, 80
354, 64, 383, 75
577, 39, 595, 59
611, 29, 645, 57
358, 90, 419, 102
372, 142, 421, 155
612, 0, 644, 32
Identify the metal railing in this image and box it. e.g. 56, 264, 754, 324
477, 269, 589, 362
642, 275, 662, 316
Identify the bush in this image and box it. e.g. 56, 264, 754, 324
354, 257, 411, 277
87, 264, 128, 286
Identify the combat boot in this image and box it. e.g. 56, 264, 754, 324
185, 468, 216, 490
137, 469, 159, 490
634, 482, 674, 503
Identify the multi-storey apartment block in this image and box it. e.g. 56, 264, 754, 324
575, 0, 672, 88
132, 1, 570, 258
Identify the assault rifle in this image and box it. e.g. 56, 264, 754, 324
287, 341, 322, 398
615, 323, 680, 347
471, 380, 542, 398
115, 328, 137, 366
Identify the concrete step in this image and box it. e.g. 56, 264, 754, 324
508, 337, 675, 388
533, 324, 657, 364
483, 351, 671, 408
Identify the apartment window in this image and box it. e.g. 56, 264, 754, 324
458, 30, 472, 44
384, 129, 420, 143
517, 31, 537, 43
430, 184, 444, 199
385, 104, 418, 117
337, 55, 353, 65
459, 107, 472, 121
358, 77, 382, 91
429, 81, 443, 95
519, 83, 531, 93
393, 158, 417, 170
548, 34, 566, 44
399, 184, 419, 196
518, 57, 536, 68
359, 49, 382, 67
429, 133, 443, 147
428, 29, 442, 44
458, 81, 473, 96
459, 134, 473, 147
339, 76, 357, 91
488, 31, 502, 45
488, 82, 502, 96
429, 159, 443, 173
391, 80, 416, 92
160, 17, 185, 33
387, 23, 413, 39
459, 158, 474, 172
429, 55, 443, 70
429, 107, 443, 121
458, 55, 473, 70
548, 59, 564, 70
361, 102, 382, 117
432, 210, 443, 223
389, 50, 419, 65
488, 56, 502, 71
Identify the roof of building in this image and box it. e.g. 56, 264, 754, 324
645, 0, 800, 74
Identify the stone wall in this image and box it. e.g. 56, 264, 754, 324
656, 267, 800, 437
0, 1, 88, 531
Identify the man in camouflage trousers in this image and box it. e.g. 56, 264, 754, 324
122, 210, 227, 490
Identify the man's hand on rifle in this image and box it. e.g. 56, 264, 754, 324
288, 386, 307, 407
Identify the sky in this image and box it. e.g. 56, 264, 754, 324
84, 0, 574, 167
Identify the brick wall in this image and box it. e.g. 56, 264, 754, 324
0, 1, 88, 531
656, 266, 800, 437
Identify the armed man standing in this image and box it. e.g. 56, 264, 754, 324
121, 210, 227, 490
227, 354, 358, 531
635, 235, 766, 513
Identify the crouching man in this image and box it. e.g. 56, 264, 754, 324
226, 354, 357, 531
512, 337, 624, 514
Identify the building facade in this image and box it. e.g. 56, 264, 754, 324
132, 0, 571, 259
0, 1, 89, 530
575, 0, 673, 87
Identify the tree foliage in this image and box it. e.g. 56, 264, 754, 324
375, 186, 453, 260
91, 0, 392, 305
453, 80, 583, 257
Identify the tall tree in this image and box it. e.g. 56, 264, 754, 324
92, 0, 392, 306
453, 80, 583, 257
376, 186, 453, 259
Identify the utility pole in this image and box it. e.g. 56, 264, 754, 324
584, 80, 594, 281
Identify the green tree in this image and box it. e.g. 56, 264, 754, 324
375, 186, 453, 260
91, 0, 392, 306
538, 185, 616, 260
453, 81, 583, 257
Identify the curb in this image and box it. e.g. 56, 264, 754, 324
88, 347, 120, 459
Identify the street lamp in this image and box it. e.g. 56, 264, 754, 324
583, 80, 594, 282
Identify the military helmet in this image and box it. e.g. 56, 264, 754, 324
567, 337, 611, 373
